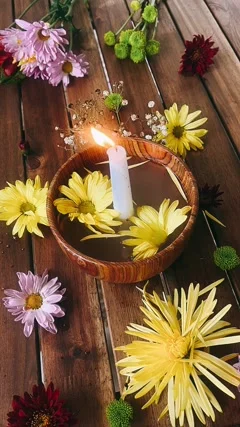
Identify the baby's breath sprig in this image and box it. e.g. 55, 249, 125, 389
104, 0, 161, 63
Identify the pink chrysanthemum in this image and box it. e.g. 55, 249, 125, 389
179, 34, 219, 76
15, 19, 68, 63
48, 50, 89, 87
19, 55, 48, 80
0, 27, 26, 56
3, 270, 65, 337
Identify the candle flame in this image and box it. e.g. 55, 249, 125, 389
91, 127, 115, 147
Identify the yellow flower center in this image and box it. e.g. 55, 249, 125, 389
25, 293, 43, 310
172, 125, 184, 139
31, 411, 54, 427
166, 331, 190, 359
78, 201, 95, 215
20, 202, 36, 214
62, 61, 73, 74
17, 39, 22, 45
37, 30, 50, 42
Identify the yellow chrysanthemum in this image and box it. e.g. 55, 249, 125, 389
120, 199, 191, 260
156, 103, 208, 158
0, 176, 49, 238
54, 171, 122, 234
116, 280, 240, 427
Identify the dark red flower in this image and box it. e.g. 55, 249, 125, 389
199, 183, 224, 209
7, 382, 77, 426
179, 35, 219, 76
19, 139, 31, 155
0, 39, 18, 77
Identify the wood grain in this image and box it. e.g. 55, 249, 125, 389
166, 0, 240, 154
14, 0, 115, 425
0, 1, 38, 424
204, 0, 240, 55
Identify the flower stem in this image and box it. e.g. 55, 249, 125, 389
115, 12, 135, 36
69, 23, 73, 51
65, 0, 78, 17
41, 10, 56, 22
151, 16, 158, 39
9, 0, 40, 28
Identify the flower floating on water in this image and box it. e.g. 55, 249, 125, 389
3, 270, 65, 337
154, 103, 208, 158
199, 183, 223, 209
214, 246, 240, 271
106, 399, 133, 427
179, 34, 219, 76
0, 175, 49, 238
116, 279, 240, 427
7, 382, 76, 426
120, 199, 191, 260
54, 171, 122, 234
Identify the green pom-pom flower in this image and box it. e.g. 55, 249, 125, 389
130, 1, 141, 12
119, 30, 134, 45
130, 47, 146, 63
146, 40, 160, 56
104, 93, 123, 111
104, 31, 116, 46
106, 399, 133, 427
114, 43, 130, 59
129, 31, 146, 48
142, 5, 158, 23
214, 246, 240, 271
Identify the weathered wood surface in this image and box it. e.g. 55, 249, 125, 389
0, 0, 239, 426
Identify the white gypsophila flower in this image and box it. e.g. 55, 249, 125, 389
55, 126, 59, 130
64, 135, 75, 146
103, 90, 109, 97
60, 133, 64, 138
123, 130, 132, 137
148, 101, 155, 108
131, 114, 138, 121
72, 114, 77, 120
122, 99, 128, 106
140, 132, 145, 137
145, 114, 152, 120
145, 135, 152, 140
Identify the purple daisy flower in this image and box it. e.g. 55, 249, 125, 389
3, 270, 65, 337
15, 19, 68, 63
19, 56, 48, 80
0, 27, 27, 60
48, 50, 89, 87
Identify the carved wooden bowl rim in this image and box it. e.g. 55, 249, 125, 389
47, 138, 199, 274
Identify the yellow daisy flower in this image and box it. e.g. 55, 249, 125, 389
0, 176, 49, 238
120, 199, 191, 260
54, 171, 122, 234
116, 279, 240, 427
155, 103, 208, 158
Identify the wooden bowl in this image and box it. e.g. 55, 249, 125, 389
47, 136, 198, 283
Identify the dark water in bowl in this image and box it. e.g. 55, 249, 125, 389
58, 159, 188, 262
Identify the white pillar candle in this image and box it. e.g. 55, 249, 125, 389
107, 146, 134, 220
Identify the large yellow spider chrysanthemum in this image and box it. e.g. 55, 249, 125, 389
0, 176, 49, 238
116, 280, 240, 427
156, 103, 208, 158
120, 199, 191, 260
54, 171, 122, 234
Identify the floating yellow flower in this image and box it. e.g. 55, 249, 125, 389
120, 199, 191, 260
54, 171, 122, 234
0, 176, 49, 238
155, 103, 208, 158
116, 280, 240, 427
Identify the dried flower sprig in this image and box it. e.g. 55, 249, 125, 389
7, 382, 77, 426
104, 0, 160, 63
0, 175, 49, 238
179, 34, 219, 77
3, 270, 65, 337
116, 279, 240, 427
106, 399, 133, 427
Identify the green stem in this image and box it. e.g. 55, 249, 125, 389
115, 12, 135, 36
116, 110, 121, 125
65, 0, 78, 17
9, 0, 40, 28
69, 23, 73, 50
49, 19, 60, 28
151, 16, 158, 39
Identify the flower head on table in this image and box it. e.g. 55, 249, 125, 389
54, 171, 122, 234
3, 270, 65, 338
0, 175, 49, 238
154, 103, 208, 158
116, 279, 240, 427
120, 199, 191, 260
179, 34, 219, 76
7, 382, 77, 426
47, 50, 89, 87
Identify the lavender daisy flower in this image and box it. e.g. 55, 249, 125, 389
15, 19, 68, 63
3, 270, 65, 337
19, 56, 48, 80
0, 27, 28, 62
48, 50, 89, 87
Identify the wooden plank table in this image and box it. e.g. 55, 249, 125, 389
0, 0, 239, 426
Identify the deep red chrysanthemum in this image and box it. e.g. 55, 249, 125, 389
7, 382, 77, 427
0, 39, 18, 77
179, 34, 219, 76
